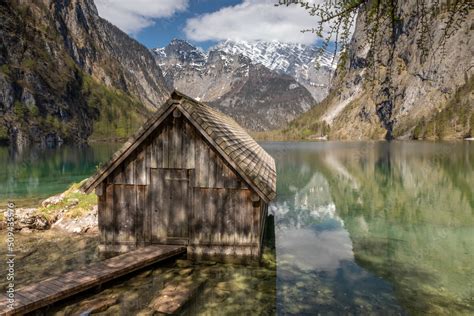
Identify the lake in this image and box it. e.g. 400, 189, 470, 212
1, 141, 473, 314
0, 143, 120, 206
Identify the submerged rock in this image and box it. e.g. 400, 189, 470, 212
176, 259, 193, 268
136, 307, 155, 316
72, 296, 119, 314
178, 268, 194, 276
19, 227, 32, 234
149, 279, 206, 314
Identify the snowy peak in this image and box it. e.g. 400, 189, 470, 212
155, 39, 206, 66
213, 40, 336, 73
211, 40, 335, 101
151, 39, 316, 131
153, 39, 335, 102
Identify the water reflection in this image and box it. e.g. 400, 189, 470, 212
262, 141, 474, 315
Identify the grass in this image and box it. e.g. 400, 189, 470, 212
21, 58, 36, 70
37, 180, 97, 220
0, 64, 10, 77
0, 125, 8, 143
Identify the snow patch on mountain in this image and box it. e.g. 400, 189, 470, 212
214, 40, 336, 72
212, 40, 336, 101
152, 39, 316, 131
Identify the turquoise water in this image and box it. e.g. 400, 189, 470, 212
0, 144, 119, 206
267, 141, 473, 315
1, 141, 473, 314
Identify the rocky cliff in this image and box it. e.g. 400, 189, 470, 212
0, 0, 169, 146
155, 39, 316, 131
284, 1, 473, 140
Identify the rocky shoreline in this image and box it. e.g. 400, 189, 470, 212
1, 185, 98, 234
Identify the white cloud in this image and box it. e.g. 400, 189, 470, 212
184, 0, 326, 45
94, 0, 188, 34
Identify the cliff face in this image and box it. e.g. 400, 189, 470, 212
288, 1, 473, 140
0, 0, 169, 146
208, 63, 315, 131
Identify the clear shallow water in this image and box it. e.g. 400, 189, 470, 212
1, 141, 473, 315
267, 141, 474, 315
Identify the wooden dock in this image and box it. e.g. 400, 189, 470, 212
0, 245, 186, 315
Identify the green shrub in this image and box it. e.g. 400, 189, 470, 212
412, 77, 473, 139
21, 58, 36, 70
13, 101, 27, 120
29, 105, 40, 116
469, 113, 474, 137
0, 125, 9, 143
0, 65, 10, 76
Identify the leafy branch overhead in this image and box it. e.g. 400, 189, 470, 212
276, 0, 473, 68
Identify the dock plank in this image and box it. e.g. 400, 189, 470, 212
0, 245, 186, 316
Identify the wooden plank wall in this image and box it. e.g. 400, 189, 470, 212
98, 114, 264, 258
190, 188, 262, 258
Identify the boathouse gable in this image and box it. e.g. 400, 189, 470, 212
82, 91, 277, 261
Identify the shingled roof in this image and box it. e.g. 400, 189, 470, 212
81, 90, 277, 202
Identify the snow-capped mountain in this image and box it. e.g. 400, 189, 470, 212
214, 40, 336, 72
155, 39, 207, 69
213, 40, 336, 101
153, 39, 316, 131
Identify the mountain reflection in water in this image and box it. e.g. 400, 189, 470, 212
262, 141, 474, 315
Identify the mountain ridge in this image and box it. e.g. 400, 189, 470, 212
0, 0, 170, 146
153, 39, 317, 131
214, 40, 336, 101
155, 39, 336, 102
273, 2, 474, 140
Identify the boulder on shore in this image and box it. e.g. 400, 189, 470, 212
41, 193, 65, 208
2, 208, 50, 230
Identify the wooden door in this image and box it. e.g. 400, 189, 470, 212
150, 169, 190, 244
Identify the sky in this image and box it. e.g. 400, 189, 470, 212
93, 0, 325, 50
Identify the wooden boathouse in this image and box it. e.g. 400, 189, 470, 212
81, 90, 276, 261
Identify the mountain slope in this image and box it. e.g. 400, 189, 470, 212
154, 39, 316, 131
283, 2, 474, 140
0, 0, 169, 146
214, 40, 335, 102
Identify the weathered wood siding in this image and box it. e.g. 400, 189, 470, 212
150, 168, 190, 244
98, 114, 265, 259
189, 188, 262, 259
